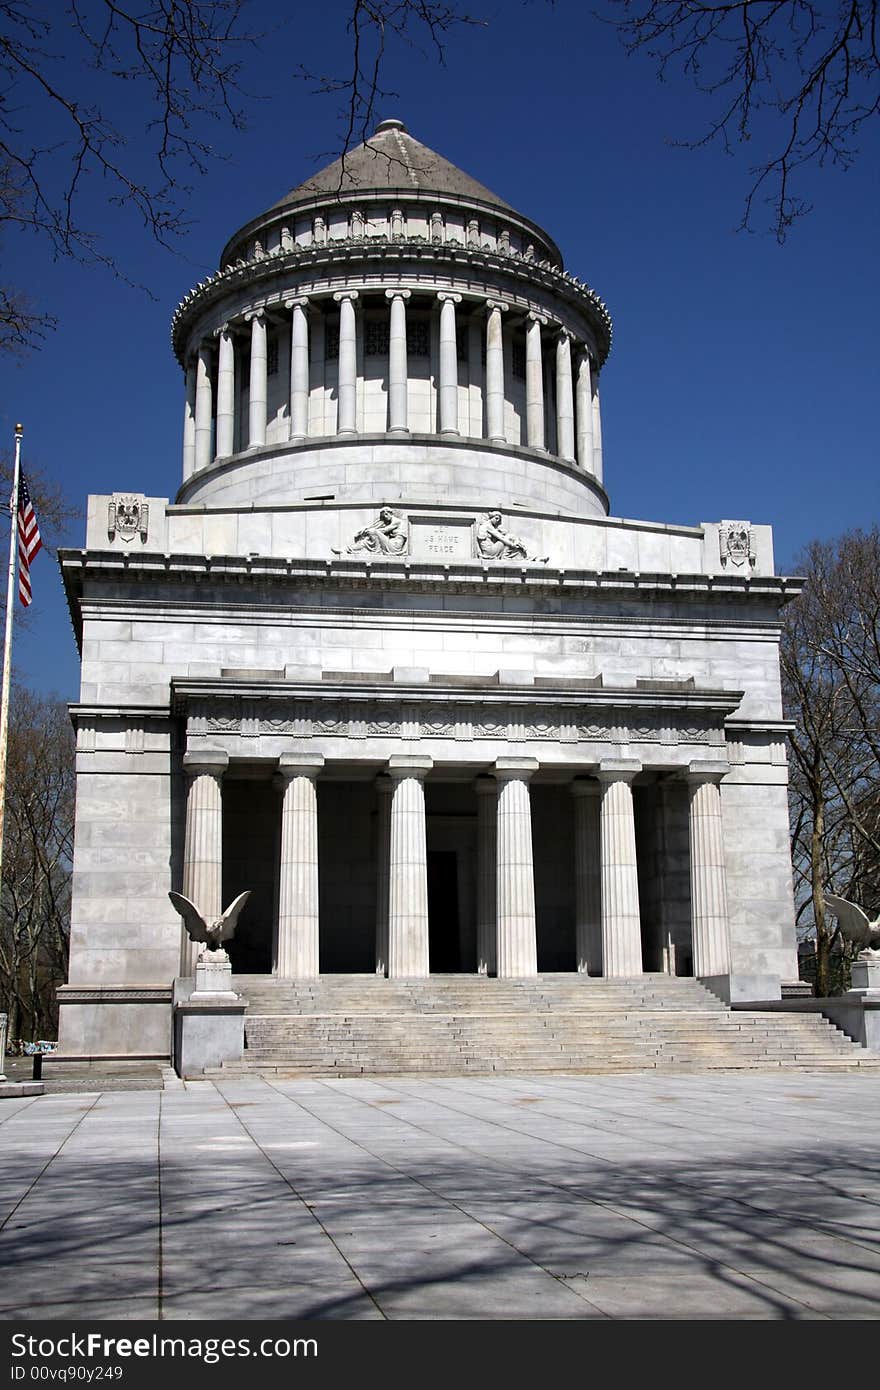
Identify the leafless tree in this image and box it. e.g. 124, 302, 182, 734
607, 2, 880, 241
0, 686, 75, 1042
0, 0, 251, 353
781, 527, 880, 995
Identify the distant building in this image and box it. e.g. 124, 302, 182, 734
58, 120, 801, 1058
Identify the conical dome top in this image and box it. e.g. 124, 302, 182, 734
269, 118, 515, 215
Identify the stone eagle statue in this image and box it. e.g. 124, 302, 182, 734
824, 894, 880, 957
168, 890, 251, 953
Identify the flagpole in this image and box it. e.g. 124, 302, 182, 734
0, 422, 23, 891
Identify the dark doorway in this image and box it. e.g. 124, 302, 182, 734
428, 850, 461, 972
222, 777, 276, 973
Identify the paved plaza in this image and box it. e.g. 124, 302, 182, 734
1, 1071, 879, 1321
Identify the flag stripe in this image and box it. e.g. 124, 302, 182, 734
16, 472, 41, 607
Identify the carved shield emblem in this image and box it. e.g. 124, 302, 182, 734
108, 494, 149, 544
720, 521, 754, 568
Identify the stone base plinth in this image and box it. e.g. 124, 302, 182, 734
193, 949, 238, 999
174, 998, 246, 1078
851, 958, 880, 993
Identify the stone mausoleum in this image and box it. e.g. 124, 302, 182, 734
58, 119, 802, 1060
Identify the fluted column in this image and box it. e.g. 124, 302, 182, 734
334, 291, 359, 436
556, 330, 575, 462
438, 292, 461, 435
288, 298, 310, 442
387, 755, 432, 978
685, 762, 731, 980
598, 761, 643, 977
194, 342, 213, 472
576, 351, 595, 473
572, 779, 602, 974
475, 776, 497, 976
385, 288, 410, 436
215, 325, 236, 459
374, 774, 393, 975
182, 358, 197, 479
592, 381, 604, 484
485, 300, 507, 443
180, 750, 229, 975
275, 754, 323, 978
495, 758, 538, 978
247, 310, 268, 448
525, 312, 546, 450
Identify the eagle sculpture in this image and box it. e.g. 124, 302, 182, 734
168, 890, 252, 953
824, 894, 880, 957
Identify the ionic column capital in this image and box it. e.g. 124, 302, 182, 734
527, 310, 548, 327
283, 295, 310, 311
387, 755, 433, 782
494, 757, 539, 783
183, 750, 229, 779
596, 759, 641, 785
213, 322, 235, 341
437, 291, 462, 304
276, 752, 325, 783
333, 290, 360, 304
485, 299, 509, 314
245, 308, 268, 324
682, 760, 729, 786
384, 287, 411, 301
556, 326, 575, 345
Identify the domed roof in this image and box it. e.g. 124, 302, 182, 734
268, 118, 515, 214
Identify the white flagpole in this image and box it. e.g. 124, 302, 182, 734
0, 422, 23, 892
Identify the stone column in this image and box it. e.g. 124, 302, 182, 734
437, 292, 461, 435
247, 310, 268, 448
334, 291, 359, 436
475, 776, 498, 976
485, 300, 507, 443
494, 758, 539, 978
181, 750, 229, 976
685, 762, 731, 980
387, 755, 432, 977
525, 312, 546, 450
275, 753, 323, 979
194, 342, 213, 472
182, 358, 197, 479
597, 761, 643, 977
287, 298, 310, 442
374, 774, 393, 975
215, 325, 236, 459
385, 288, 411, 436
576, 351, 595, 473
592, 381, 604, 484
572, 779, 602, 974
555, 330, 575, 462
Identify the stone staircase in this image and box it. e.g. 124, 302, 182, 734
206, 973, 880, 1077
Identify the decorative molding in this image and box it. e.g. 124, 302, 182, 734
57, 987, 173, 1005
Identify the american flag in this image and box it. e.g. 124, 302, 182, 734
16, 471, 41, 607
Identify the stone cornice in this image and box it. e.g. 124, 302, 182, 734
171, 237, 613, 368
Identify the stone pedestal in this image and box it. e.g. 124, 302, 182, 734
851, 958, 880, 992
174, 993, 246, 1078
193, 949, 238, 999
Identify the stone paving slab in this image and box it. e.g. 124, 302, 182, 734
0, 1073, 879, 1320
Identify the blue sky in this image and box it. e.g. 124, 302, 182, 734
1, 1, 877, 701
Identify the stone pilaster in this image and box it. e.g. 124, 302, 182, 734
387, 755, 432, 978
685, 762, 731, 980
385, 289, 411, 436
494, 758, 538, 978
275, 754, 324, 979
181, 750, 229, 976
572, 779, 602, 975
597, 760, 643, 977
555, 330, 575, 462
475, 776, 498, 976
438, 292, 461, 435
525, 312, 546, 450
485, 300, 507, 443
247, 310, 268, 448
374, 774, 393, 975
592, 381, 604, 484
288, 298, 310, 442
334, 291, 359, 436
575, 351, 595, 473
182, 358, 197, 479
194, 342, 213, 471
215, 325, 236, 458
